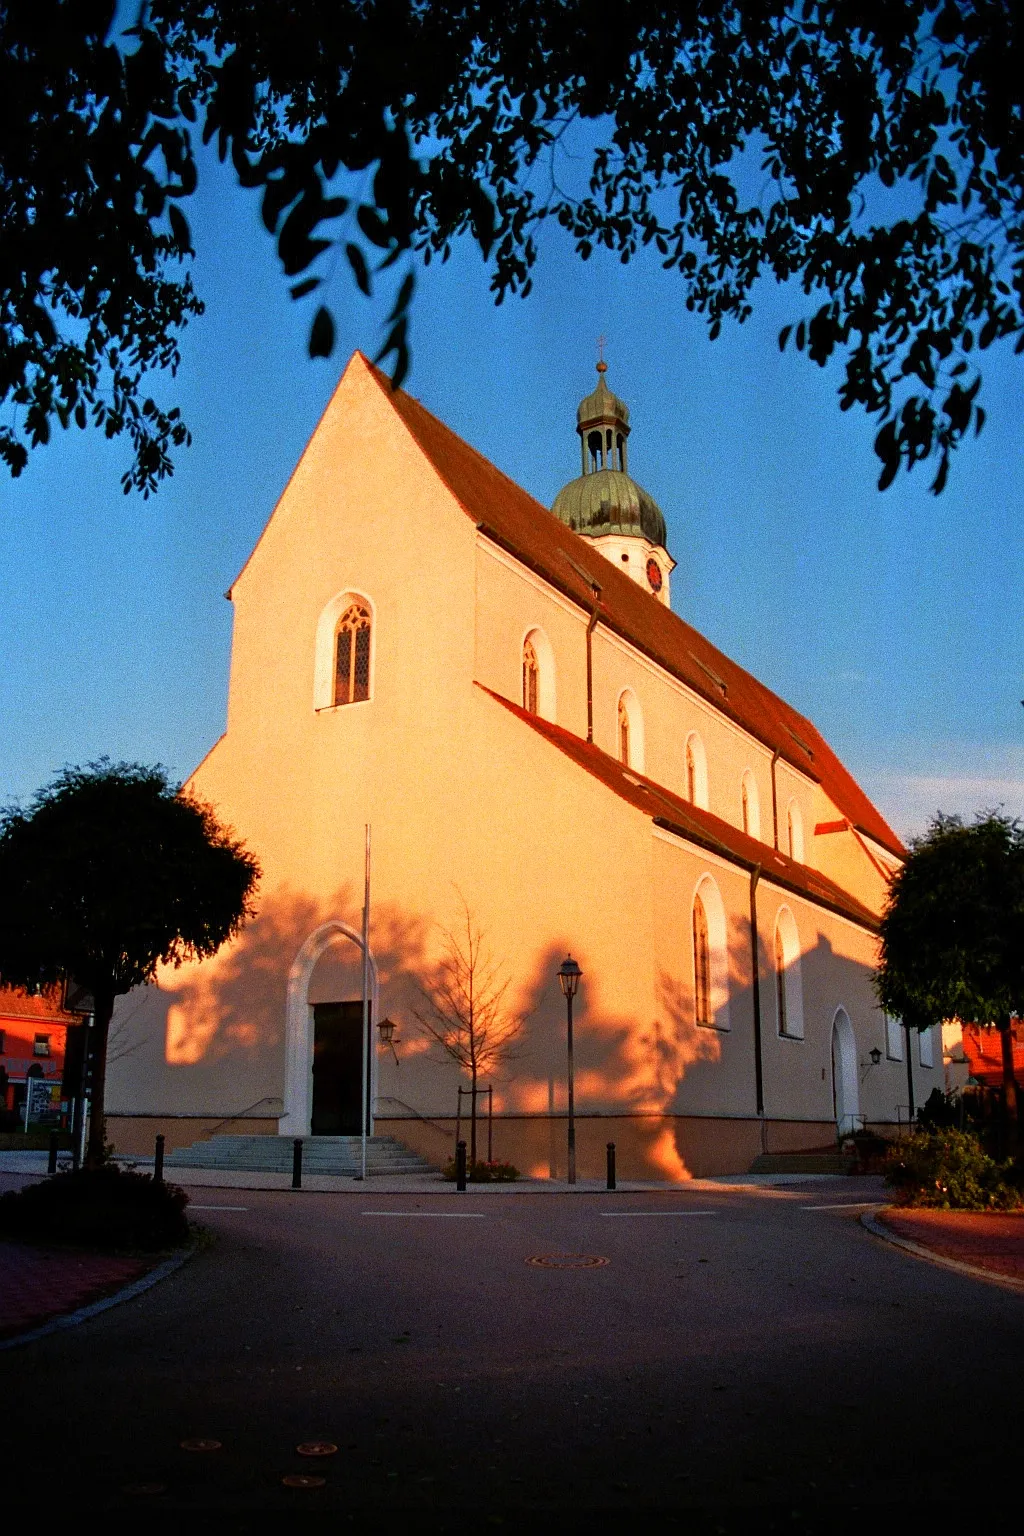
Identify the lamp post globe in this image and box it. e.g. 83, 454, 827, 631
557, 955, 582, 1184
558, 955, 582, 999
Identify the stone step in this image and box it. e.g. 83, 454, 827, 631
748, 1153, 857, 1176
165, 1133, 438, 1176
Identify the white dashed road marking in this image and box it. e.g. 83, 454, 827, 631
361, 1211, 487, 1218
801, 1202, 882, 1211
601, 1211, 719, 1218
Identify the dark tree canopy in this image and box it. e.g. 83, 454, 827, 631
4, 1, 1024, 493
877, 811, 1024, 1132
0, 760, 260, 1163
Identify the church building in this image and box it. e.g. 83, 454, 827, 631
107, 352, 939, 1177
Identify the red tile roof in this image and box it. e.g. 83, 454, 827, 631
478, 684, 879, 932
0, 985, 78, 1026
367, 359, 904, 860
961, 1022, 1024, 1087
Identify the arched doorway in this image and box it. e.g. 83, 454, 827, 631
831, 1008, 860, 1136
281, 921, 379, 1137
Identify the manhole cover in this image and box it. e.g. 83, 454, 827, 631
180, 1438, 222, 1452
282, 1473, 327, 1489
526, 1253, 610, 1269
297, 1442, 338, 1457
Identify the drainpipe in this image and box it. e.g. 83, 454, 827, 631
770, 748, 781, 850
749, 865, 766, 1149
586, 601, 600, 743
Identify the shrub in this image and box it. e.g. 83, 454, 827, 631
916, 1087, 961, 1131
0, 1165, 191, 1251
885, 1129, 1022, 1211
442, 1158, 519, 1183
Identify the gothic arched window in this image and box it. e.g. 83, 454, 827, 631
618, 695, 631, 765
523, 638, 540, 715
691, 876, 731, 1031
334, 602, 372, 706
684, 731, 708, 809
774, 906, 804, 1038
693, 893, 712, 1027
741, 769, 760, 840
774, 925, 788, 1036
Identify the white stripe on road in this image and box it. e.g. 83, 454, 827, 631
601, 1211, 719, 1218
361, 1211, 486, 1218
801, 1202, 881, 1211
190, 1204, 249, 1211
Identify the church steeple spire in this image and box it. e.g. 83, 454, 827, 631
577, 361, 631, 477
551, 362, 675, 607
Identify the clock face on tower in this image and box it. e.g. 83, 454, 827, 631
646, 558, 663, 593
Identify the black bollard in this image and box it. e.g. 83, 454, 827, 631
48, 1131, 59, 1175
154, 1133, 165, 1185
456, 1139, 467, 1192
606, 1141, 616, 1191
292, 1137, 303, 1190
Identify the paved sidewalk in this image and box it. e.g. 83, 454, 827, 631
878, 1208, 1024, 1281
0, 1242, 148, 1339
0, 1150, 867, 1195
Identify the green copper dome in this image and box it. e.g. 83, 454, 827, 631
552, 362, 667, 548
552, 468, 668, 546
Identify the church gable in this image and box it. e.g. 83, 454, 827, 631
217, 353, 480, 749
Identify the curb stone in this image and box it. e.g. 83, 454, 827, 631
861, 1209, 1024, 1295
0, 1240, 198, 1352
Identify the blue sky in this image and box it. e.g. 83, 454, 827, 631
2, 146, 1023, 838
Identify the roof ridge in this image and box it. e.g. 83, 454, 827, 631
477, 685, 878, 931
359, 356, 903, 859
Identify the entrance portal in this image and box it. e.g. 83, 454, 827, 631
831, 1007, 860, 1136
311, 1002, 372, 1135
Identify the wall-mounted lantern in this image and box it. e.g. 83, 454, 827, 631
377, 1016, 399, 1063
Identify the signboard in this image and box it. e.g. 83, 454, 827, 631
26, 1078, 61, 1126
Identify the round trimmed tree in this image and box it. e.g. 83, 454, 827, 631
876, 812, 1024, 1146
0, 761, 260, 1167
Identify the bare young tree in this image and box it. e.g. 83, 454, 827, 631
414, 896, 524, 1165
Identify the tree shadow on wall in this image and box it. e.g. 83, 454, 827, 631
142, 885, 430, 1070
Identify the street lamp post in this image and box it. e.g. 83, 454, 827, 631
557, 956, 582, 1185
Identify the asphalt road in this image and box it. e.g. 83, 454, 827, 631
3, 1178, 1021, 1524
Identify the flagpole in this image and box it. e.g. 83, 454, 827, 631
360, 823, 371, 1182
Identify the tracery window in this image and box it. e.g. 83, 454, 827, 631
693, 894, 712, 1027
618, 695, 630, 765
334, 602, 372, 706
523, 639, 539, 715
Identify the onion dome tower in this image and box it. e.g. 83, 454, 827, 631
551, 362, 675, 606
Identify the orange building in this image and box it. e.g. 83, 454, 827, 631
0, 986, 75, 1130
103, 355, 941, 1177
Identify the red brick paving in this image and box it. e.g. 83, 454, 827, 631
0, 1242, 149, 1339
880, 1208, 1024, 1280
